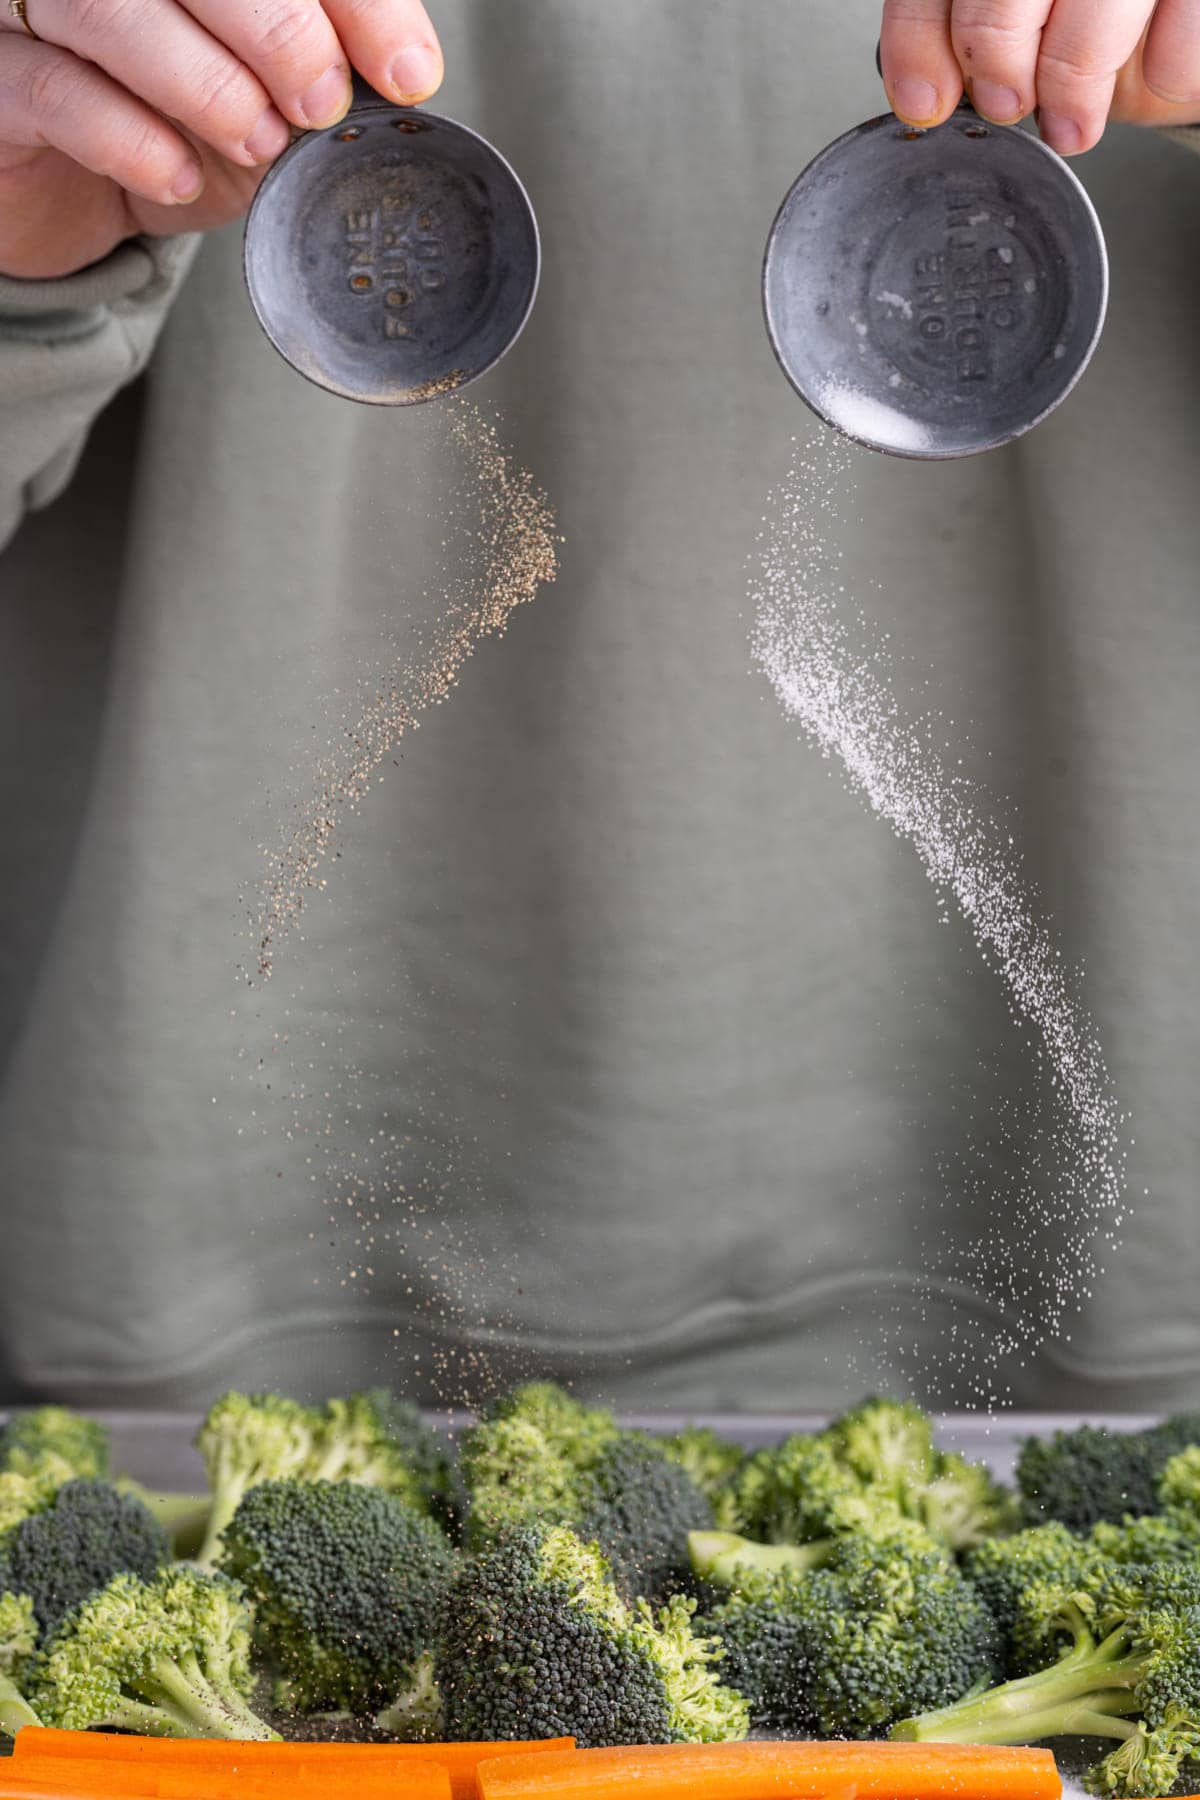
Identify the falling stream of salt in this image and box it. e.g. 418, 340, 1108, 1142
752, 442, 1128, 1400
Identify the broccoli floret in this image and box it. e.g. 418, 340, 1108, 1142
724, 1405, 1011, 1558
0, 1471, 55, 1542
701, 1568, 813, 1731
710, 1528, 996, 1738
726, 1433, 868, 1545
891, 1559, 1200, 1798
194, 1391, 325, 1566
338, 1391, 465, 1538
218, 1478, 456, 1717
1017, 1416, 1200, 1533
0, 1408, 109, 1487
460, 1383, 619, 1545
920, 1451, 1020, 1553
436, 1522, 749, 1745
32, 1565, 279, 1739
460, 1384, 709, 1603
966, 1524, 1104, 1676
577, 1436, 714, 1604
1157, 1446, 1200, 1521
0, 1479, 169, 1638
658, 1428, 745, 1529
1091, 1511, 1200, 1567
825, 1397, 938, 1498
0, 1590, 42, 1737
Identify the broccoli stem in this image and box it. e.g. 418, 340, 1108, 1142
144, 1651, 279, 1740
891, 1629, 1148, 1746
688, 1529, 832, 1587
116, 1481, 212, 1556
97, 1694, 200, 1737
0, 1673, 41, 1738
194, 1491, 244, 1570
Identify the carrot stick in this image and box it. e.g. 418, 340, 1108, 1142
0, 1770, 451, 1800
474, 1741, 1062, 1800
5, 1758, 453, 1800
13, 1731, 574, 1800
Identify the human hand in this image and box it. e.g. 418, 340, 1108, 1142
880, 1, 1200, 153
0, 0, 443, 280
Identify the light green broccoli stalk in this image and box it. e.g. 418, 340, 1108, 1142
193, 1392, 325, 1567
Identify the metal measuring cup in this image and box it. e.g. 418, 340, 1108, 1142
243, 82, 540, 405
762, 103, 1109, 458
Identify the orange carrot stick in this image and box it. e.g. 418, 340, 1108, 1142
6, 1757, 453, 1799
0, 1769, 451, 1800
474, 1741, 1062, 1800
13, 1731, 574, 1800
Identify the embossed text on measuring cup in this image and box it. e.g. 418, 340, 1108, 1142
871, 196, 1044, 391
342, 199, 448, 340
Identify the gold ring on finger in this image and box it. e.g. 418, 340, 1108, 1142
8, 0, 38, 37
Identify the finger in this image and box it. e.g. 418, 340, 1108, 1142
321, 0, 444, 105
16, 0, 290, 168
1142, 0, 1200, 101
949, 0, 1053, 121
1035, 0, 1156, 152
880, 0, 963, 126
0, 37, 205, 204
179, 0, 352, 130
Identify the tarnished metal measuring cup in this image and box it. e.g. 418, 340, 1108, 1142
243, 84, 540, 405
762, 106, 1108, 458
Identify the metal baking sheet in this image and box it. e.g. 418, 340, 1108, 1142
4, 1407, 1161, 1490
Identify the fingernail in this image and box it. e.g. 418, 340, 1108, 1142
299, 64, 351, 128
170, 161, 205, 203
244, 107, 290, 164
1039, 111, 1082, 154
892, 75, 940, 123
389, 43, 441, 100
971, 80, 1022, 123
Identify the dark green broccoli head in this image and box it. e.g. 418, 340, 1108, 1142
218, 1477, 456, 1715
658, 1429, 745, 1528
1017, 1417, 1200, 1533
0, 1408, 109, 1486
714, 1529, 997, 1739
578, 1435, 714, 1605
707, 1569, 816, 1731
793, 1532, 998, 1738
0, 1478, 169, 1637
436, 1523, 748, 1746
966, 1523, 1103, 1675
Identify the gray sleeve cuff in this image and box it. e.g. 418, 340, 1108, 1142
0, 233, 201, 547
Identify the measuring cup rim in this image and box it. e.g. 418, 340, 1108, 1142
761, 110, 1110, 459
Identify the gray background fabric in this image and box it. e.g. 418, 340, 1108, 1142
0, 1, 1197, 1415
